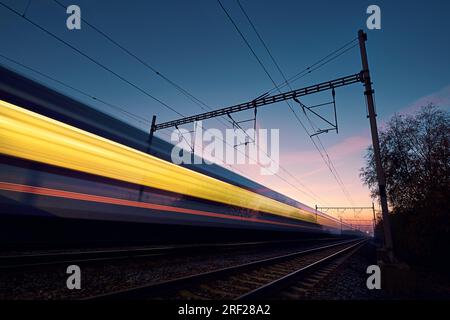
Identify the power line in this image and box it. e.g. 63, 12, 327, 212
2, 49, 299, 198
57, 0, 325, 203
0, 57, 242, 183
286, 43, 359, 88
218, 0, 328, 204
264, 39, 359, 96
1, 1, 327, 204
158, 129, 260, 182
287, 102, 355, 204
22, 0, 32, 17
0, 51, 322, 204
2, 53, 249, 181
236, 0, 287, 89
217, 0, 279, 87
222, 0, 354, 204
0, 1, 184, 117
0, 54, 151, 128
294, 95, 355, 204
0, 54, 247, 186
51, 0, 238, 132
237, 0, 354, 204
221, 0, 330, 202
163, 125, 325, 203
52, 1, 209, 112
102, 0, 313, 202
160, 130, 327, 203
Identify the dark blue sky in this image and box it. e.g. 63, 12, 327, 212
1, 0, 449, 207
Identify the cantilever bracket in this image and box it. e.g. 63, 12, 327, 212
227, 107, 258, 148
292, 88, 339, 137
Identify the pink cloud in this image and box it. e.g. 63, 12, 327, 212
398, 84, 450, 116
378, 84, 450, 130
327, 136, 371, 159
281, 135, 370, 166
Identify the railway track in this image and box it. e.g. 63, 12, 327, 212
238, 240, 365, 300
86, 238, 366, 300
0, 238, 339, 269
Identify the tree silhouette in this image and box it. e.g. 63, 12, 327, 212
361, 104, 449, 213
361, 105, 449, 268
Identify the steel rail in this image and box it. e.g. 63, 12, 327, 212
237, 239, 367, 299
85, 238, 364, 300
0, 238, 339, 269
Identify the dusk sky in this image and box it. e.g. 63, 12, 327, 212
1, 0, 449, 227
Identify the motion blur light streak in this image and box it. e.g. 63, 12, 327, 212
1, 100, 346, 226
0, 181, 312, 229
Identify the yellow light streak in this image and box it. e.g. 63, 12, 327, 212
0, 100, 341, 228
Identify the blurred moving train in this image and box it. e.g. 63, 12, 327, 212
0, 65, 354, 248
